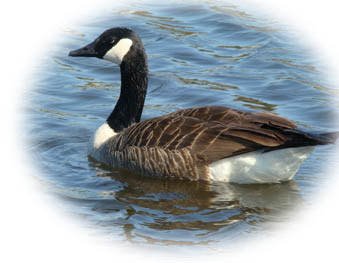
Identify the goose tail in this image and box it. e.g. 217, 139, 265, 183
318, 131, 339, 144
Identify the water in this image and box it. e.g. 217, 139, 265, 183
25, 0, 339, 250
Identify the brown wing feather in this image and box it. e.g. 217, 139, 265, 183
112, 106, 319, 166
170, 106, 297, 129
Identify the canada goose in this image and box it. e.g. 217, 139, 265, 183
69, 27, 338, 184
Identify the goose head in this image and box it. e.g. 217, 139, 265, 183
69, 27, 144, 66
69, 27, 148, 132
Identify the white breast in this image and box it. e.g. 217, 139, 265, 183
208, 146, 315, 184
88, 122, 117, 160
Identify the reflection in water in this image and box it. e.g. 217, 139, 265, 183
119, 10, 179, 23
233, 95, 277, 111
55, 160, 302, 245
176, 75, 238, 91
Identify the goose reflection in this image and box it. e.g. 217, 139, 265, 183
87, 161, 303, 245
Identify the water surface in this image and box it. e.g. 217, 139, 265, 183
25, 0, 338, 250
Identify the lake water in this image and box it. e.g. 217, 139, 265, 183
25, 0, 339, 250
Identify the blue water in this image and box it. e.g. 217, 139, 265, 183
25, 0, 338, 249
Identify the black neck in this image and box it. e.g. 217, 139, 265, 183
107, 55, 148, 132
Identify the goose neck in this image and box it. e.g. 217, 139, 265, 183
107, 58, 148, 132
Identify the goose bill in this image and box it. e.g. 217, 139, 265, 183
69, 41, 98, 57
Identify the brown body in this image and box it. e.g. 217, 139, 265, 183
99, 106, 335, 181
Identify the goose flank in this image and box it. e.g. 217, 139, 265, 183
69, 27, 338, 184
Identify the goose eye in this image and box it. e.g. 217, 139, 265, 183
95, 38, 112, 52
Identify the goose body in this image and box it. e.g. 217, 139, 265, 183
69, 27, 338, 184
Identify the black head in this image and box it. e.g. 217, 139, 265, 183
69, 27, 142, 65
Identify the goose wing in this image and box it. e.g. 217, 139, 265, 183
113, 106, 315, 165
169, 106, 297, 129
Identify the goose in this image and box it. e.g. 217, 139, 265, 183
69, 27, 338, 184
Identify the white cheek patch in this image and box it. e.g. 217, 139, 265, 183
103, 38, 133, 65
